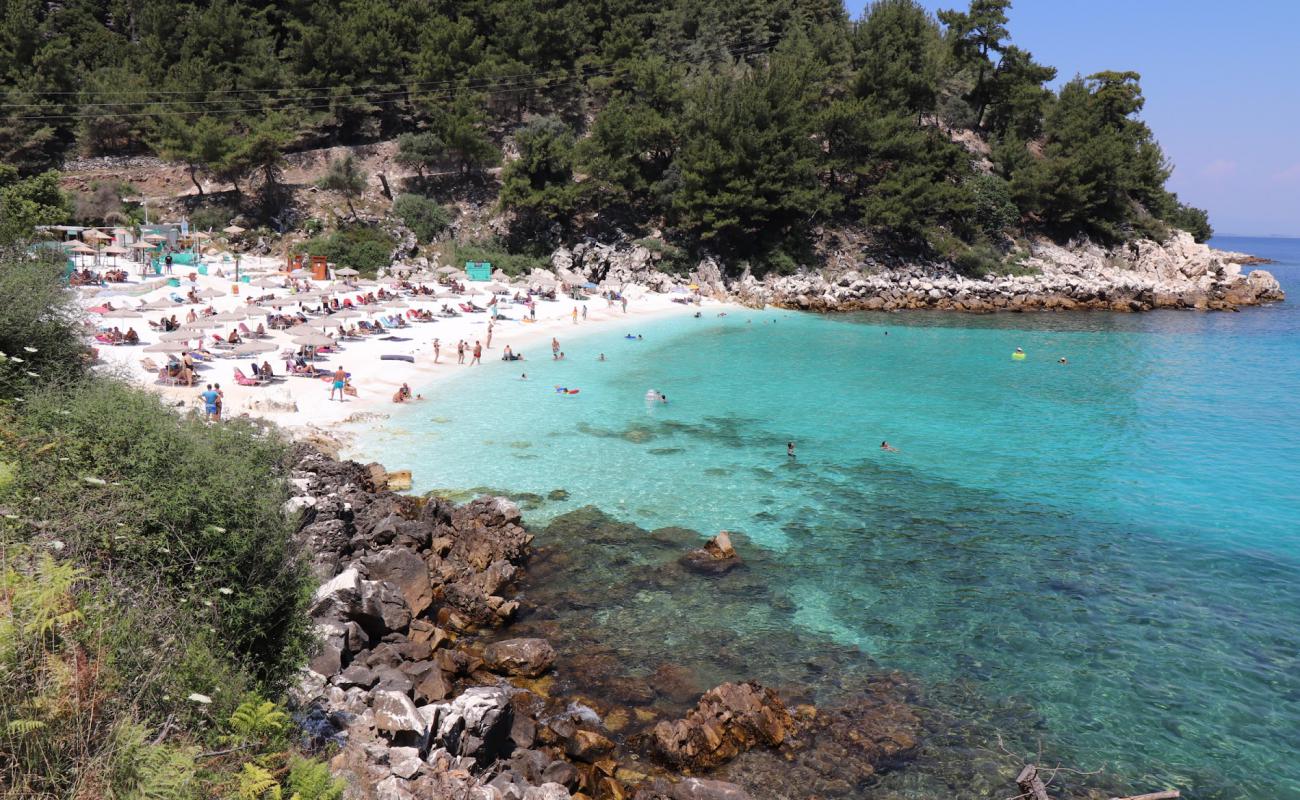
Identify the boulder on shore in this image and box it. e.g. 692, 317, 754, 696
483, 637, 558, 678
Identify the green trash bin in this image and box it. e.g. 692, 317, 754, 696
197, 265, 208, 276
240, 275, 251, 283
167, 278, 180, 288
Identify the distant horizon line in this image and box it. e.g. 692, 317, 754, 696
1214, 232, 1300, 240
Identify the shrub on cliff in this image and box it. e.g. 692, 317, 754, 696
301, 224, 394, 275
393, 193, 451, 243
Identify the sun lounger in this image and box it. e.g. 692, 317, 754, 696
140, 357, 160, 372
233, 368, 265, 387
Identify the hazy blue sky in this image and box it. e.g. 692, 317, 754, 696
842, 0, 1299, 236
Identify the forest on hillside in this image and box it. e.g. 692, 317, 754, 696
0, 0, 1212, 272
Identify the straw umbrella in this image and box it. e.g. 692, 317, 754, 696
233, 340, 277, 356
292, 333, 334, 347
69, 241, 95, 266
209, 310, 248, 323
142, 233, 166, 243
195, 287, 226, 300
100, 307, 141, 320
159, 329, 201, 342
334, 267, 360, 277
242, 305, 272, 317
223, 224, 246, 235
181, 317, 220, 330
143, 341, 192, 354
249, 277, 282, 289
436, 266, 458, 274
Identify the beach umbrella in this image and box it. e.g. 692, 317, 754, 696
376, 276, 402, 285
102, 244, 128, 255
208, 310, 248, 323
111, 227, 130, 237
195, 287, 226, 299
100, 307, 142, 320
382, 300, 409, 309
191, 231, 211, 240
249, 277, 282, 288
242, 305, 272, 316
182, 317, 220, 330
158, 329, 200, 342
327, 308, 362, 320
130, 241, 155, 251
334, 267, 360, 277
143, 341, 191, 353
69, 242, 95, 254
138, 297, 177, 310
292, 333, 334, 347
261, 297, 299, 308
232, 340, 277, 356
142, 233, 166, 243
286, 324, 319, 336
82, 229, 109, 241
223, 224, 246, 235
435, 265, 458, 274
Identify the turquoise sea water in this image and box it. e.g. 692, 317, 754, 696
357, 235, 1300, 799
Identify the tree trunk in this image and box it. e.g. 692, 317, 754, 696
188, 165, 204, 196
377, 173, 393, 200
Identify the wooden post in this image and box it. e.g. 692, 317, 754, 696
1016, 765, 1052, 800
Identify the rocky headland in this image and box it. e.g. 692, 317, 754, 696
283, 446, 957, 800
281, 434, 1192, 800
550, 231, 1284, 313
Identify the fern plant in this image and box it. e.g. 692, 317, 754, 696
237, 763, 281, 800
284, 758, 344, 800
228, 696, 289, 744
106, 722, 198, 800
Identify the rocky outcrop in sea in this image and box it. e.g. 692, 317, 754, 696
284, 446, 932, 800
550, 231, 1284, 313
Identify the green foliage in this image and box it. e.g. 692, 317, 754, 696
967, 172, 1019, 238
156, 115, 236, 197
499, 116, 580, 227
452, 240, 548, 277
1165, 201, 1213, 242
6, 380, 313, 686
392, 194, 451, 243
188, 203, 238, 235
672, 39, 826, 257
0, 167, 71, 244
317, 154, 368, 218
0, 0, 1208, 264
107, 722, 199, 800
396, 132, 445, 178
284, 757, 345, 800
301, 225, 395, 275
852, 0, 942, 116
0, 245, 88, 396
228, 696, 290, 745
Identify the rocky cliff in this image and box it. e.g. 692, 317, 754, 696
550, 231, 1284, 313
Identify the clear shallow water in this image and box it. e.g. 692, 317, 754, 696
358, 236, 1300, 799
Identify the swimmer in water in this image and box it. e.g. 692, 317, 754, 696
598, 353, 606, 361
787, 441, 796, 459
881, 441, 899, 452
659, 393, 667, 404
1058, 357, 1068, 364
520, 373, 527, 380
1015, 347, 1025, 354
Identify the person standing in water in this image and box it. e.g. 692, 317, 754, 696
787, 441, 796, 459
621, 297, 628, 313
552, 337, 560, 359
471, 341, 482, 365
457, 340, 466, 364
432, 339, 441, 363
582, 305, 588, 321
486, 321, 494, 349
881, 441, 899, 452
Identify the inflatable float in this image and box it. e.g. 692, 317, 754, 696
554, 386, 580, 395
381, 354, 415, 363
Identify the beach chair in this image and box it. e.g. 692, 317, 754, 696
140, 357, 160, 373
233, 368, 265, 387
238, 322, 255, 339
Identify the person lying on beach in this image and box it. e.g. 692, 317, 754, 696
880, 441, 899, 452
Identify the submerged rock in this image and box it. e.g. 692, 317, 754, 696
650, 681, 795, 769
679, 531, 742, 575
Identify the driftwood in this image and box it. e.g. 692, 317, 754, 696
1017, 765, 1052, 800
1109, 792, 1180, 800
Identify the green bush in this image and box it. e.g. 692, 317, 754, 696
968, 173, 1019, 238
5, 380, 313, 687
392, 194, 451, 243
301, 224, 394, 276
0, 246, 88, 398
188, 202, 237, 234
452, 239, 548, 277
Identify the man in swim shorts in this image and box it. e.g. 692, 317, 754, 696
330, 367, 347, 401
200, 383, 218, 421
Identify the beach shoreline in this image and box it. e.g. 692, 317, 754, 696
87, 256, 731, 447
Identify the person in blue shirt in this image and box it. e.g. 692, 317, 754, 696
199, 384, 219, 421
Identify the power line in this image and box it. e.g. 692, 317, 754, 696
0, 39, 778, 119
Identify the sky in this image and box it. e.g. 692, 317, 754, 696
842, 0, 1300, 236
